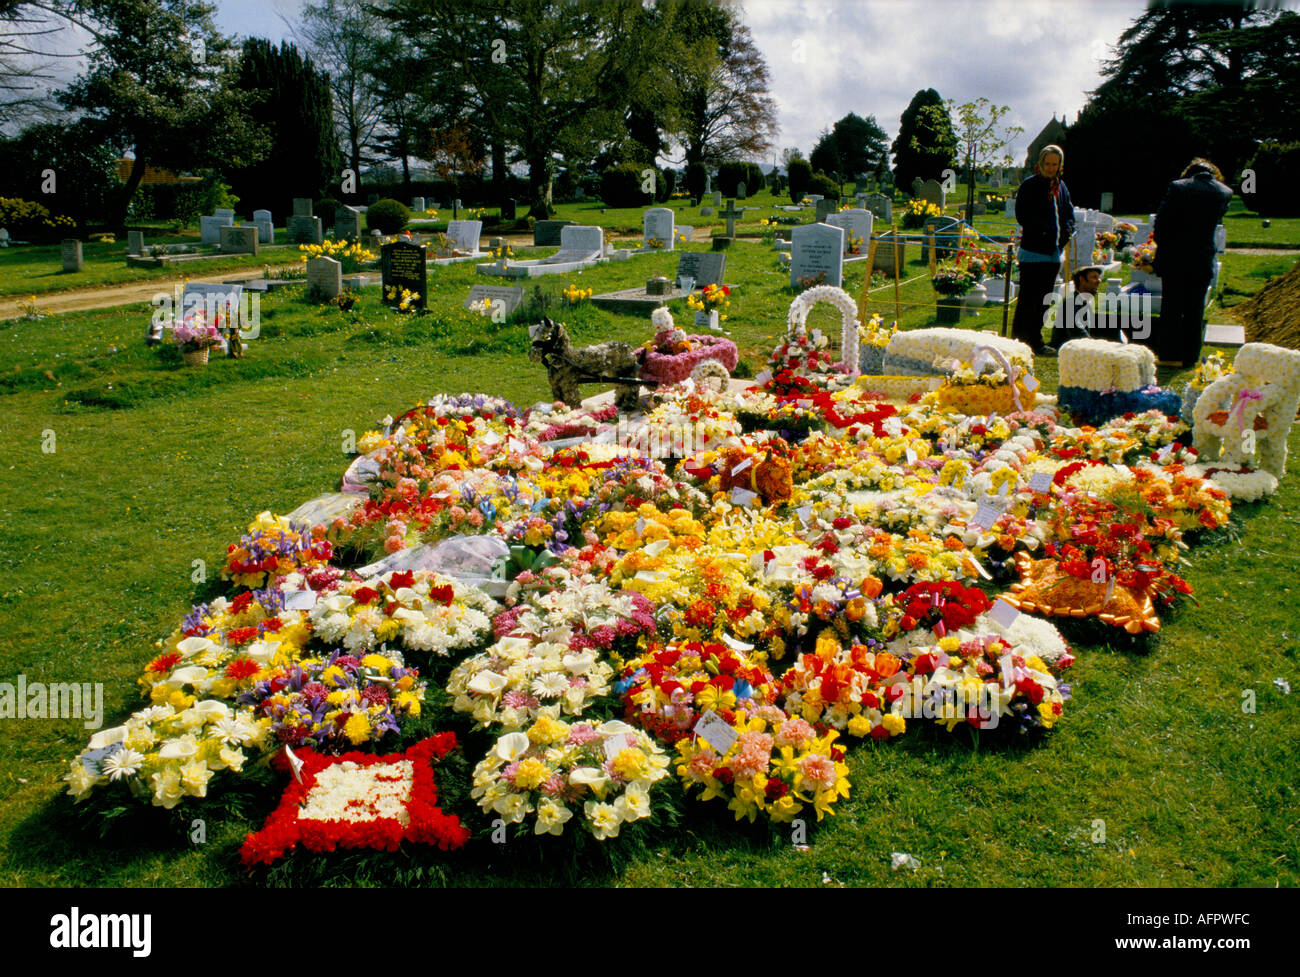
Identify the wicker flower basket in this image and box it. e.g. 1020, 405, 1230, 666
182, 347, 210, 367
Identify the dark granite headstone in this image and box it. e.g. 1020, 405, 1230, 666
381, 241, 427, 310
533, 220, 573, 246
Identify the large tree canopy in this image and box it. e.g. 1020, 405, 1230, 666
891, 88, 956, 192
57, 0, 267, 225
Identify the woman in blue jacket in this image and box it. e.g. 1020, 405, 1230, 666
1011, 145, 1074, 355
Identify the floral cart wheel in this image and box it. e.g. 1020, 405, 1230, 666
786, 285, 860, 376
690, 358, 730, 393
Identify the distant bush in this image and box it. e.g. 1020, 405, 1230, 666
601, 162, 653, 208
809, 173, 840, 201
686, 162, 707, 200
788, 159, 813, 203
717, 160, 764, 198
316, 197, 342, 221
0, 196, 76, 241
1241, 142, 1300, 217
366, 198, 410, 234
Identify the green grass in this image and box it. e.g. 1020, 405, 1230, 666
0, 232, 308, 298
1, 237, 1297, 887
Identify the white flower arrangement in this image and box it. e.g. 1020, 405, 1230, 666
1192, 342, 1300, 478
787, 285, 861, 374
66, 702, 270, 807
1196, 466, 1279, 501
471, 718, 670, 839
309, 571, 497, 658
884, 328, 1034, 379
650, 306, 674, 332
1058, 338, 1156, 393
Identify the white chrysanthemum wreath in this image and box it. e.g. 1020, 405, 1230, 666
786, 285, 860, 376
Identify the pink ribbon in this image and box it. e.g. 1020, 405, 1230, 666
1230, 388, 1262, 433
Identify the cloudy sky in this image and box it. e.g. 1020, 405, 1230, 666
31, 0, 1151, 163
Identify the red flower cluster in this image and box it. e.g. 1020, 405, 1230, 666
239, 734, 469, 868
895, 581, 992, 634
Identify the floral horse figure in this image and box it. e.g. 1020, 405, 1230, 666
1192, 342, 1300, 477
528, 317, 642, 412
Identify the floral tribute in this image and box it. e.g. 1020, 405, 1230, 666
471, 718, 670, 839
62, 319, 1300, 859
240, 734, 469, 866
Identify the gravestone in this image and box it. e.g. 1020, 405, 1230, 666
252, 219, 274, 244
704, 173, 711, 193
453, 199, 463, 211
911, 177, 924, 197
991, 171, 1003, 190
253, 209, 273, 227
675, 224, 694, 243
293, 198, 313, 217
381, 241, 427, 309
1005, 195, 1016, 217
558, 224, 603, 255
306, 256, 342, 301
918, 179, 945, 209
774, 237, 791, 252
335, 207, 363, 242
855, 193, 867, 209
127, 230, 145, 255
712, 190, 722, 206
213, 208, 235, 223
790, 222, 844, 288
872, 232, 906, 274
287, 215, 324, 245
410, 196, 425, 213
712, 199, 743, 250
465, 284, 524, 318
199, 215, 228, 245
815, 198, 837, 222
827, 208, 874, 256
219, 224, 259, 256
501, 198, 516, 221
675, 250, 726, 288
1100, 192, 1114, 212
643, 207, 675, 249
180, 283, 243, 330
806, 194, 823, 206
447, 219, 483, 253
864, 193, 892, 222
922, 215, 961, 262
61, 238, 83, 272
534, 220, 573, 246
700, 206, 714, 216
736, 182, 747, 200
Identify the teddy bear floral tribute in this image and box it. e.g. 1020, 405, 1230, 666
58, 304, 1296, 869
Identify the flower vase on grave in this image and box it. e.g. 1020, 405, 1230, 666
962, 282, 988, 316
935, 298, 962, 324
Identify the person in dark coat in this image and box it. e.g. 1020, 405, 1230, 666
1151, 159, 1233, 366
1010, 145, 1075, 356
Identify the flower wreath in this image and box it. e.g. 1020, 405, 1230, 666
239, 734, 469, 867
786, 285, 860, 376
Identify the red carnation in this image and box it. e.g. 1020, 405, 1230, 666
225, 657, 261, 680
352, 586, 380, 605
147, 652, 182, 674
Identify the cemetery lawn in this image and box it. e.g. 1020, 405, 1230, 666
0, 233, 306, 298
1, 239, 1297, 888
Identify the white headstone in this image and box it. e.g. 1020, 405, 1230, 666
465, 284, 525, 317
643, 207, 675, 249
790, 222, 845, 288
213, 209, 235, 223
253, 220, 274, 244
253, 209, 272, 225
411, 196, 426, 213
199, 216, 226, 245
712, 190, 722, 206
559, 224, 604, 255
827, 208, 874, 256
447, 219, 483, 253
306, 255, 342, 300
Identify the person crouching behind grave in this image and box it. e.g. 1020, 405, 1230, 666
1050, 264, 1104, 347
1010, 144, 1075, 356
1151, 158, 1232, 367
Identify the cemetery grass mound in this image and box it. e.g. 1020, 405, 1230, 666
1237, 259, 1300, 349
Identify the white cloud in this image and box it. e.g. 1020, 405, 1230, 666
743, 0, 1146, 166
